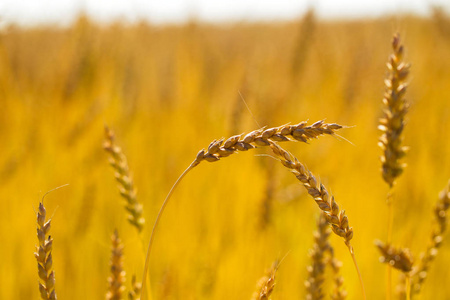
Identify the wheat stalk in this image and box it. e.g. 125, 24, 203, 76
141, 120, 344, 300
106, 229, 126, 300
379, 33, 410, 300
329, 256, 347, 300
379, 33, 410, 188
305, 214, 347, 300
104, 126, 145, 233
305, 214, 329, 300
35, 201, 57, 300
410, 180, 450, 296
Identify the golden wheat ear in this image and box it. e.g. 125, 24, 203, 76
379, 33, 410, 188
141, 120, 344, 299
378, 33, 411, 300
104, 126, 145, 233
106, 229, 126, 300
35, 201, 57, 300
35, 185, 67, 300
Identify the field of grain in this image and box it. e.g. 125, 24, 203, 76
1, 10, 450, 299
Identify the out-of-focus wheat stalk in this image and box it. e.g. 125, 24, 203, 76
106, 229, 126, 300
128, 275, 142, 300
329, 256, 347, 300
410, 181, 450, 296
141, 120, 343, 299
375, 240, 414, 300
305, 214, 329, 299
251, 261, 279, 300
375, 240, 414, 273
305, 214, 347, 300
104, 126, 145, 233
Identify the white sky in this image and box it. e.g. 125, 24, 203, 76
1, 0, 449, 26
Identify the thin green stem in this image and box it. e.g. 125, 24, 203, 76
141, 161, 198, 300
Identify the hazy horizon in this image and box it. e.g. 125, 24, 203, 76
1, 0, 449, 27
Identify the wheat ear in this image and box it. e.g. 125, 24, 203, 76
379, 33, 410, 188
251, 261, 279, 300
35, 202, 57, 300
410, 180, 450, 296
268, 142, 365, 299
306, 214, 347, 300
106, 229, 126, 300
104, 126, 145, 233
35, 186, 67, 300
141, 120, 343, 300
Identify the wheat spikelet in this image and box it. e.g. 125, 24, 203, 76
35, 202, 57, 300
251, 261, 279, 300
128, 275, 142, 300
106, 229, 126, 300
269, 142, 353, 245
378, 33, 410, 188
104, 126, 145, 232
410, 180, 450, 295
375, 240, 414, 273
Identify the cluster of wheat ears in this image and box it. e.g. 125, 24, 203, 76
34, 33, 449, 300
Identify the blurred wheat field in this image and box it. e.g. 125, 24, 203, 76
1, 10, 450, 299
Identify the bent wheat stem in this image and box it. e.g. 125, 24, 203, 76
141, 121, 343, 300
141, 161, 197, 300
